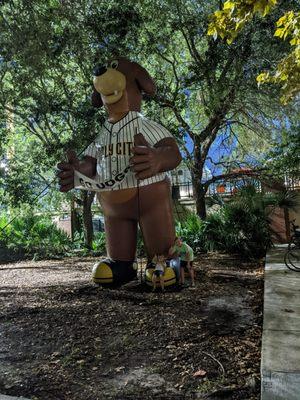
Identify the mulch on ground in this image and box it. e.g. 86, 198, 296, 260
0, 254, 264, 400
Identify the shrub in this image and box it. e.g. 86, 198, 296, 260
92, 231, 106, 254
221, 202, 272, 257
1, 183, 279, 261
175, 186, 274, 258
0, 212, 72, 259
176, 213, 206, 253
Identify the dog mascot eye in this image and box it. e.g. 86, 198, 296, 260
110, 60, 119, 69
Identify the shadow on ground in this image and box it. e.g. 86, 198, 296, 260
0, 255, 263, 400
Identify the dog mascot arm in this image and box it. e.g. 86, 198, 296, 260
57, 151, 96, 193
131, 134, 181, 180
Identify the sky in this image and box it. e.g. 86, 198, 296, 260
184, 126, 238, 182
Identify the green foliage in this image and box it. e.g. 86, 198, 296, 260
264, 122, 300, 181
275, 190, 300, 210
208, 0, 300, 103
0, 211, 110, 259
208, 0, 278, 43
1, 0, 295, 221
3, 181, 295, 260
137, 229, 146, 257
91, 231, 106, 254
0, 211, 72, 258
176, 213, 206, 253
175, 186, 281, 257
257, 10, 300, 104
71, 228, 145, 258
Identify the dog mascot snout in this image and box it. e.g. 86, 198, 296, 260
93, 60, 126, 105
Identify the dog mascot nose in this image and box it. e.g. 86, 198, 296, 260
93, 65, 107, 76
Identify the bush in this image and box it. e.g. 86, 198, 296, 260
0, 212, 73, 259
1, 184, 276, 260
175, 186, 273, 258
92, 231, 106, 254
176, 213, 206, 253
211, 203, 271, 257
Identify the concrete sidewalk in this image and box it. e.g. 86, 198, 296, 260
261, 245, 300, 399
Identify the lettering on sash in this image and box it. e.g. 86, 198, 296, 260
74, 165, 131, 192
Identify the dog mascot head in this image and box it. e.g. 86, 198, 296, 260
92, 57, 156, 113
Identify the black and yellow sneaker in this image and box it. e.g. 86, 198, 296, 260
92, 258, 137, 287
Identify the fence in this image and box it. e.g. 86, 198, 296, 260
172, 175, 300, 201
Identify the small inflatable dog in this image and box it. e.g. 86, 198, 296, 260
57, 57, 181, 285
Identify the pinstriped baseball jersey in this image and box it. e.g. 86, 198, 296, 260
84, 111, 173, 191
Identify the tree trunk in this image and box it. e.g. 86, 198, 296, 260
192, 138, 208, 219
191, 164, 207, 219
192, 175, 207, 219
70, 196, 75, 242
70, 195, 82, 241
82, 191, 95, 249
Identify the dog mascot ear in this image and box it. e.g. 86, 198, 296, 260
133, 62, 156, 97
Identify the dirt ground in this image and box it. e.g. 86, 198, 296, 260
0, 254, 264, 400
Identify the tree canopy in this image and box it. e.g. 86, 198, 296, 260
0, 0, 298, 219
208, 0, 300, 103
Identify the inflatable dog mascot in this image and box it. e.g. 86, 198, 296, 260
57, 57, 181, 285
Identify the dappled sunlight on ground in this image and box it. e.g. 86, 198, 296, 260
0, 255, 263, 400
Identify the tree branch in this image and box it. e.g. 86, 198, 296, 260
154, 95, 195, 140
157, 52, 180, 97
203, 169, 264, 189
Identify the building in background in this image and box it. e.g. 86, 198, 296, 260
170, 164, 212, 200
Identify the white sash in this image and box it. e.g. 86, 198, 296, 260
74, 165, 132, 192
